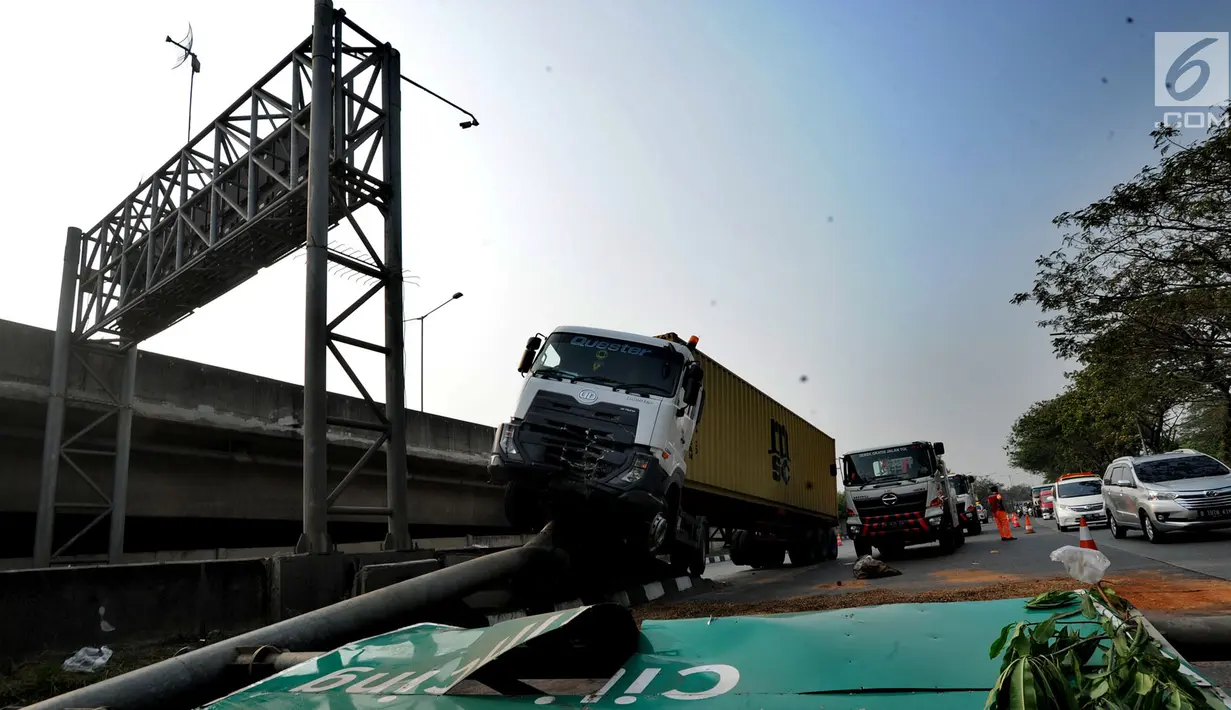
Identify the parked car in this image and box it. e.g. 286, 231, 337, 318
1053, 473, 1107, 531
1102, 449, 1231, 543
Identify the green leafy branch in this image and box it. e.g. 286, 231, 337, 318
986, 587, 1218, 710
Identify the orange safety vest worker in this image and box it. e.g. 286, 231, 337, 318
987, 491, 1016, 541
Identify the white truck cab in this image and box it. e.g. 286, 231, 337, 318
841, 441, 965, 558
488, 327, 707, 572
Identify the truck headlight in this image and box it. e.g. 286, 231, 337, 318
497, 423, 522, 462
617, 452, 654, 484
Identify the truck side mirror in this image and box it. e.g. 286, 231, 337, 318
933, 441, 946, 456
682, 362, 703, 406
683, 378, 702, 407
516, 336, 543, 374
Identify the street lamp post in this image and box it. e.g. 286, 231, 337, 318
405, 292, 463, 412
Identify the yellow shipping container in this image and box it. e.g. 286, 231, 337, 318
658, 335, 837, 520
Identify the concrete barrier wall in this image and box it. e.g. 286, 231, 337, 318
0, 546, 517, 663
0, 318, 496, 456
0, 432, 507, 526
0, 558, 271, 663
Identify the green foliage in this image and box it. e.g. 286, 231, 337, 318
987, 587, 1217, 710
1023, 591, 1079, 610
1012, 113, 1231, 468
1004, 361, 1191, 481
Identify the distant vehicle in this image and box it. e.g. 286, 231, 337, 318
1053, 473, 1106, 531
976, 502, 988, 523
842, 441, 965, 559
1103, 450, 1231, 543
1038, 487, 1056, 519
948, 473, 981, 535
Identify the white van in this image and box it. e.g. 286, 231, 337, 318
1053, 474, 1106, 532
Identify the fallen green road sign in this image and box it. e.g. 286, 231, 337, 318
203, 597, 1230, 709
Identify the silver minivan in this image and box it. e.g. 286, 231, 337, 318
1102, 450, 1231, 543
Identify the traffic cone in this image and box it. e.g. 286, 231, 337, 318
836, 532, 843, 546
1012, 513, 1020, 527
1078, 517, 1098, 550
1024, 515, 1035, 534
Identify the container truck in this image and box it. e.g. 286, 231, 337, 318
487, 326, 840, 575
840, 441, 965, 559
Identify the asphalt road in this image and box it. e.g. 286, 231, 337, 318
1075, 519, 1231, 580
700, 520, 1231, 604
693, 522, 1231, 693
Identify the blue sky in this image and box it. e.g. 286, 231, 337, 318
0, 0, 1226, 484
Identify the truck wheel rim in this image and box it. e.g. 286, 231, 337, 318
648, 512, 668, 550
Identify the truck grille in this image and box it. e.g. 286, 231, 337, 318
519, 391, 639, 478
1176, 487, 1231, 510
852, 490, 928, 518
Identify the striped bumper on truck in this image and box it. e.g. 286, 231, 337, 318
862, 510, 931, 535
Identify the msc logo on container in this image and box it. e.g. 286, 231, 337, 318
769, 419, 791, 485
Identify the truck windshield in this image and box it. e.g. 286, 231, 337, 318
844, 444, 934, 486
531, 332, 683, 397
1056, 479, 1101, 499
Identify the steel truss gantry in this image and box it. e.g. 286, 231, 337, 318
35, 0, 411, 566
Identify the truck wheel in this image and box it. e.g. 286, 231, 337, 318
645, 509, 672, 555
729, 530, 749, 566
854, 538, 873, 558
938, 527, 956, 554
967, 518, 981, 536
761, 545, 787, 569
787, 545, 812, 567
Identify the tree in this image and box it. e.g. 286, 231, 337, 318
1012, 114, 1231, 460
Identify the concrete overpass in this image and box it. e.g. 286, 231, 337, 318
0, 319, 508, 563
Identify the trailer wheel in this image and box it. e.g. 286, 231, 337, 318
787, 544, 813, 567
760, 545, 787, 569
729, 530, 749, 566
822, 526, 838, 560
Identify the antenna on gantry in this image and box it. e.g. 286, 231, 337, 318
165, 25, 201, 142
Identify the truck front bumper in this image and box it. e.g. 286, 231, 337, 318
846, 508, 948, 543
488, 453, 668, 523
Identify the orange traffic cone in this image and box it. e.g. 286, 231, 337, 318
1024, 515, 1035, 534
1012, 513, 1020, 528
1078, 517, 1098, 550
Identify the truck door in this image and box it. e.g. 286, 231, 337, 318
680, 388, 704, 464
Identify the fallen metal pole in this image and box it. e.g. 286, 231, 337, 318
233, 649, 323, 673
29, 525, 559, 710
1148, 614, 1231, 662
